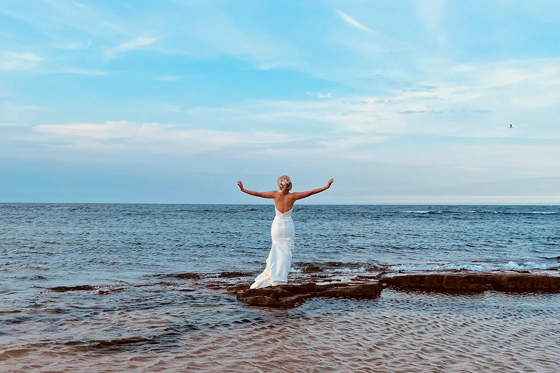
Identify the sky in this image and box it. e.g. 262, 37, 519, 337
1, 0, 560, 204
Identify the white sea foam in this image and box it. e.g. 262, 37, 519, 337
329, 267, 367, 273
388, 261, 560, 272
402, 210, 558, 215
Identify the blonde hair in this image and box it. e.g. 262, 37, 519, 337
277, 175, 292, 193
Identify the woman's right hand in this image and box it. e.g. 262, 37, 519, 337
327, 178, 334, 188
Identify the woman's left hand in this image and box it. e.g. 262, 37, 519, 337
237, 180, 244, 191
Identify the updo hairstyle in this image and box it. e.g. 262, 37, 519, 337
277, 175, 292, 193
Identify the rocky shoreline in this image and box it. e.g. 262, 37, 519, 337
232, 272, 560, 308
236, 282, 383, 307
380, 272, 560, 293
38, 271, 560, 309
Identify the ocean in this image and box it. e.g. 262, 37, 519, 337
1, 204, 559, 372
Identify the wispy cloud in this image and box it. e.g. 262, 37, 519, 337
336, 10, 372, 32
32, 121, 301, 155
63, 68, 106, 75
106, 36, 160, 58
120, 36, 160, 50
0, 51, 43, 70
307, 91, 333, 99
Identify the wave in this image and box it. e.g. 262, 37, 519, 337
401, 210, 558, 215
388, 261, 560, 272
151, 271, 253, 280
293, 260, 560, 274
402, 210, 441, 214
292, 261, 382, 274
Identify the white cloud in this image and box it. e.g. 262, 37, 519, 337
63, 68, 106, 75
27, 119, 560, 177
106, 36, 160, 58
120, 36, 160, 50
32, 121, 301, 155
336, 10, 372, 32
307, 91, 333, 99
0, 51, 43, 70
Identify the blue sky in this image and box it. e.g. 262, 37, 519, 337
1, 0, 560, 204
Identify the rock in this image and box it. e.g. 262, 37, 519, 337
46, 285, 96, 292
489, 273, 560, 292
218, 272, 253, 278
380, 273, 560, 293
153, 273, 202, 280
236, 282, 382, 308
153, 271, 252, 280
320, 284, 382, 299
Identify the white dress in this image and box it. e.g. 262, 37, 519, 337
250, 207, 295, 289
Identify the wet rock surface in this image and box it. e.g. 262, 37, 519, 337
236, 282, 382, 308
380, 273, 560, 293
44, 285, 96, 292
152, 272, 253, 280
37, 272, 560, 308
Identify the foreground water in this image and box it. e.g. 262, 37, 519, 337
1, 204, 559, 372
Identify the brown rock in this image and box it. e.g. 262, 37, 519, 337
241, 294, 307, 308
380, 273, 560, 293
162, 273, 202, 280
320, 284, 382, 299
236, 282, 381, 308
488, 273, 560, 292
46, 285, 96, 292
218, 271, 253, 278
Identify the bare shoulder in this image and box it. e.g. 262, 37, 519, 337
291, 190, 310, 200
260, 190, 278, 199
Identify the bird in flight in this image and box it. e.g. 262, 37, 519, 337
509, 124, 513, 128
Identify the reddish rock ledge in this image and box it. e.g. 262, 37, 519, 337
380, 273, 560, 293
236, 282, 382, 308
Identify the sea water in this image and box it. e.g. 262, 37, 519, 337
1, 204, 559, 372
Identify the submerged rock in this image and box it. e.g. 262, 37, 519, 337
218, 271, 253, 278
153, 273, 202, 280
236, 282, 382, 308
380, 273, 560, 293
45, 285, 96, 292
153, 271, 252, 280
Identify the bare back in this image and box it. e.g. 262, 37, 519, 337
274, 192, 297, 213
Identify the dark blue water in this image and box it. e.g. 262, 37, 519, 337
1, 204, 559, 372
2, 204, 559, 286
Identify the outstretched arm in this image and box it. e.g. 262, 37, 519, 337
237, 181, 277, 199
293, 179, 334, 200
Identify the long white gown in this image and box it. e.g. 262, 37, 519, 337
250, 207, 295, 289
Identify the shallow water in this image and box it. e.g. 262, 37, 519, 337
3, 290, 559, 372
1, 204, 559, 371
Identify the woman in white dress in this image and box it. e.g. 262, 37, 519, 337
237, 175, 334, 289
